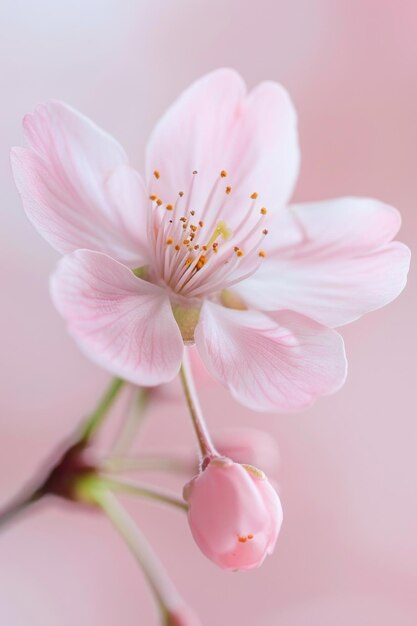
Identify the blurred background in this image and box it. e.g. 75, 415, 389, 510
0, 1, 416, 624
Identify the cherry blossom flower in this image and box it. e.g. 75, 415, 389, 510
183, 457, 282, 571
11, 69, 410, 411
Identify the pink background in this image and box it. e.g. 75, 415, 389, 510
0, 1, 416, 624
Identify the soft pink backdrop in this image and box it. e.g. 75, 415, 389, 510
0, 1, 416, 624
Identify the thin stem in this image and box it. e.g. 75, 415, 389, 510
95, 489, 184, 618
0, 489, 43, 531
79, 377, 125, 443
110, 387, 150, 456
101, 476, 188, 512
0, 379, 125, 534
179, 349, 218, 461
103, 454, 194, 475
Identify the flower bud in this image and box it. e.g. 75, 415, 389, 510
183, 458, 283, 571
213, 427, 280, 473
165, 603, 202, 625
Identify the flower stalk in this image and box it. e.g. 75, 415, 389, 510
0, 377, 125, 530
179, 349, 218, 463
93, 488, 187, 621
100, 476, 188, 512
79, 377, 125, 443
110, 386, 150, 456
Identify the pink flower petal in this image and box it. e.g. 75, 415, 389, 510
195, 302, 347, 412
11, 101, 148, 265
50, 250, 183, 385
236, 197, 411, 327
146, 68, 299, 217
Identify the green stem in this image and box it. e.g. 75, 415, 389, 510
0, 378, 125, 533
110, 387, 149, 456
79, 377, 125, 443
103, 454, 193, 475
101, 476, 188, 512
94, 489, 184, 619
180, 349, 217, 461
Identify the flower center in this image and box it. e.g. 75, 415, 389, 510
147, 169, 269, 300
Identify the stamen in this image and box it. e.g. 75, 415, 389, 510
153, 170, 160, 179
149, 166, 271, 300
196, 255, 206, 270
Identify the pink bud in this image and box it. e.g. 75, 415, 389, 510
184, 458, 283, 571
213, 427, 280, 473
165, 604, 203, 626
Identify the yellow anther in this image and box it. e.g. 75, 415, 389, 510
166, 204, 174, 211
198, 220, 204, 227
180, 217, 187, 222
220, 169, 228, 177
156, 198, 163, 206
251, 192, 258, 199
149, 194, 157, 201
238, 536, 247, 543
194, 245, 200, 250
153, 170, 160, 179
258, 250, 266, 257
190, 224, 197, 232
166, 237, 174, 245
196, 255, 207, 270
236, 249, 244, 257
247, 534, 254, 540
260, 207, 267, 215
175, 244, 181, 251
225, 186, 232, 194
207, 220, 231, 248
184, 258, 193, 266
183, 239, 190, 245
